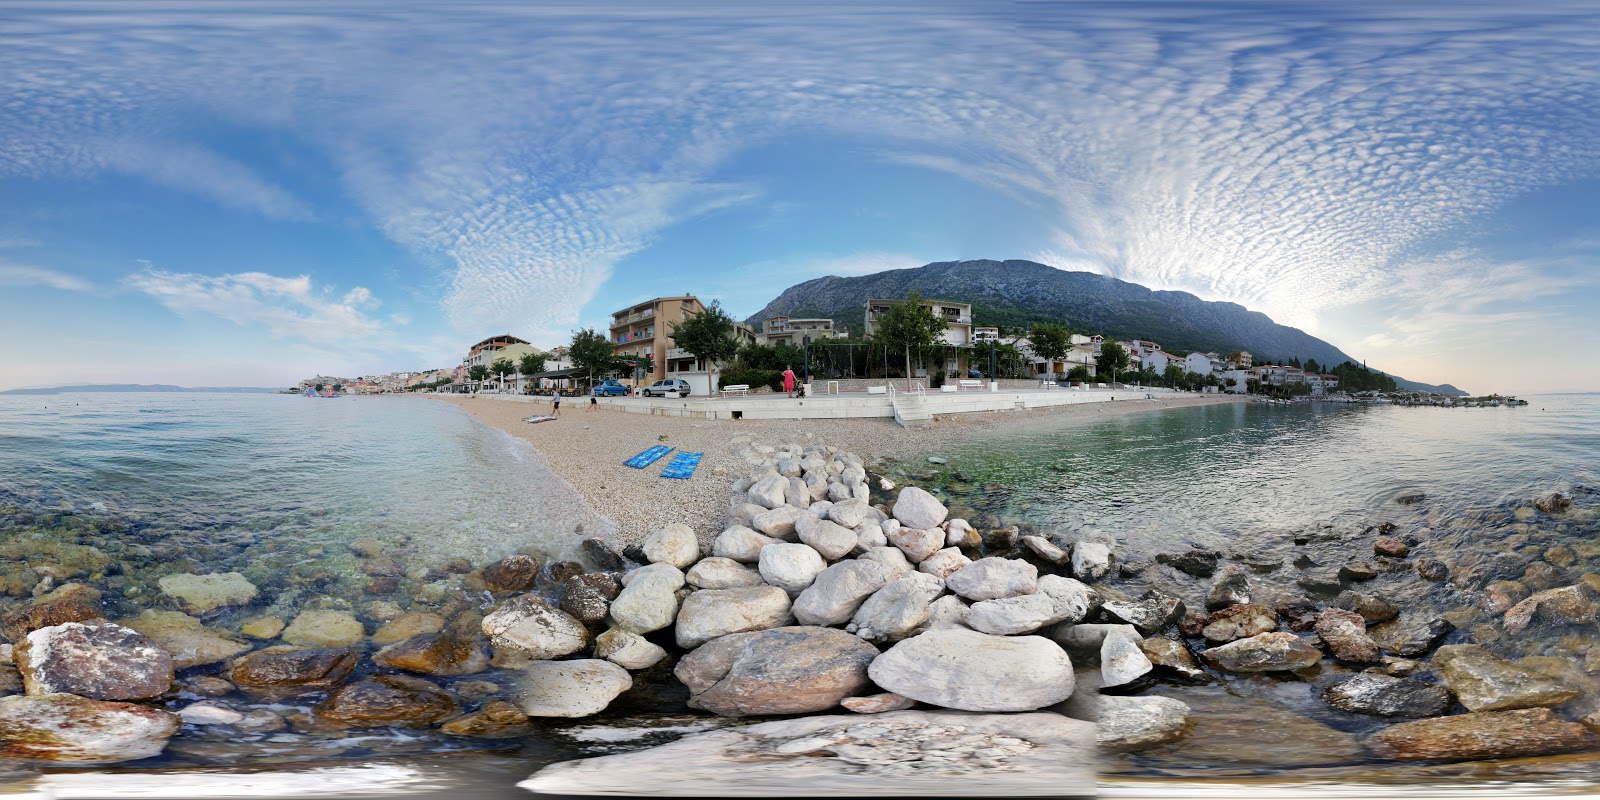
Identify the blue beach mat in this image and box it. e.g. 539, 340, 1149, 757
624, 444, 675, 469
660, 451, 703, 480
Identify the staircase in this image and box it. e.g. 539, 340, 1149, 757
891, 393, 931, 429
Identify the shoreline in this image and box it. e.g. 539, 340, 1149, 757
428, 392, 1247, 547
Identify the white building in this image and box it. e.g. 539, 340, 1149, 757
1140, 348, 1170, 373
1184, 351, 1227, 375
973, 326, 1001, 344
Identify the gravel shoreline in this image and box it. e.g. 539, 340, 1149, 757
430, 393, 1247, 548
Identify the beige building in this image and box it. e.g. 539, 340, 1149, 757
611, 294, 705, 384
762, 316, 845, 346
461, 334, 539, 391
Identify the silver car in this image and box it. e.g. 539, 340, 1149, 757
642, 378, 691, 398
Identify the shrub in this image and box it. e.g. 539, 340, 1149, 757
719, 369, 783, 393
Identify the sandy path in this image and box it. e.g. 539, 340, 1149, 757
430, 393, 1247, 547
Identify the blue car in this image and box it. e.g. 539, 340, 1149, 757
591, 380, 629, 397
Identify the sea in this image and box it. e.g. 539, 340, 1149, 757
2, 391, 1599, 795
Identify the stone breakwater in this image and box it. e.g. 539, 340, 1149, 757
2, 437, 1598, 781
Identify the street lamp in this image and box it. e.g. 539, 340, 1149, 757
802, 335, 811, 388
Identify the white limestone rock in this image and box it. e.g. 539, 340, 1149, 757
848, 571, 944, 643
793, 560, 894, 627
888, 527, 944, 564
892, 487, 948, 531
856, 546, 913, 576
1100, 626, 1154, 689
1071, 542, 1113, 582
964, 593, 1060, 636
917, 547, 972, 579
854, 523, 888, 552
711, 526, 783, 563
752, 506, 806, 540
594, 627, 668, 671
747, 475, 789, 510
827, 499, 870, 529
757, 543, 827, 595
607, 564, 686, 634
686, 558, 765, 589
519, 660, 633, 718
868, 629, 1075, 712
643, 523, 701, 569
483, 595, 590, 658
946, 557, 1039, 601
795, 515, 858, 561
675, 586, 794, 649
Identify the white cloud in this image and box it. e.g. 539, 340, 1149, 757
125, 268, 386, 345
0, 263, 92, 291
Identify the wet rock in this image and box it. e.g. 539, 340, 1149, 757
1155, 549, 1219, 578
1199, 603, 1278, 644
594, 627, 667, 670
643, 523, 701, 569
686, 558, 763, 590
1544, 544, 1577, 568
1370, 614, 1454, 657
1205, 567, 1250, 612
227, 646, 359, 698
482, 594, 589, 658
793, 561, 892, 628
1296, 570, 1347, 595
795, 516, 857, 561
240, 615, 286, 640
608, 563, 685, 634
946, 557, 1038, 601
917, 547, 971, 579
174, 675, 235, 697
1022, 536, 1068, 565
1522, 561, 1568, 591
1534, 492, 1572, 514
1060, 692, 1190, 752
870, 628, 1074, 712
678, 627, 878, 717
374, 629, 489, 677
848, 571, 944, 642
1139, 637, 1208, 682
0, 597, 102, 642
1368, 708, 1595, 761
711, 526, 783, 563
561, 574, 620, 624
281, 610, 365, 649
1374, 536, 1410, 557
1102, 590, 1185, 636
1200, 631, 1322, 673
1275, 597, 1321, 632
520, 710, 1094, 796
757, 543, 827, 595
1178, 610, 1207, 639
519, 659, 633, 718
581, 538, 625, 571
1071, 542, 1113, 582
178, 702, 244, 726
157, 572, 257, 614
1314, 608, 1381, 663
16, 622, 173, 701
1503, 585, 1598, 635
544, 560, 586, 586
441, 699, 533, 738
1322, 673, 1449, 717
371, 612, 445, 646
1392, 490, 1427, 506
0, 693, 180, 763
892, 487, 948, 530
1415, 558, 1449, 582
313, 675, 458, 727
1334, 590, 1400, 624
887, 527, 943, 564
1433, 644, 1584, 712
1338, 562, 1379, 582
121, 610, 249, 669
677, 585, 794, 648
984, 525, 1020, 550
481, 555, 542, 593
1101, 626, 1154, 690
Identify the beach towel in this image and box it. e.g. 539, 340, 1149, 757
624, 444, 675, 469
660, 451, 703, 480
524, 415, 558, 424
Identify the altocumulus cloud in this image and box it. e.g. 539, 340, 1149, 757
125, 269, 388, 346
4, 2, 1600, 342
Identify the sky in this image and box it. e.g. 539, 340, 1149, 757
1, 1, 1597, 394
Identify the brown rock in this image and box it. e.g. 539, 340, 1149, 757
546, 561, 585, 585
1485, 580, 1531, 614
1374, 536, 1410, 558
1200, 631, 1322, 673
480, 555, 541, 593
1314, 608, 1381, 663
560, 573, 620, 624
1503, 586, 1598, 635
674, 626, 879, 717
372, 612, 446, 645
1334, 590, 1400, 624
1533, 492, 1572, 514
0, 598, 102, 642
1200, 604, 1278, 644
841, 693, 916, 714
373, 629, 489, 677
312, 675, 458, 727
1368, 708, 1595, 761
1415, 559, 1449, 582
227, 646, 359, 698
174, 675, 236, 697
1138, 637, 1209, 682
440, 699, 533, 737
15, 622, 173, 701
0, 693, 180, 763
1177, 610, 1207, 639
1432, 644, 1584, 712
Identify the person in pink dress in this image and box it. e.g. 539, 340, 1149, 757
782, 366, 796, 397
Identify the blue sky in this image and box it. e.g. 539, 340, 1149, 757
2, 2, 1597, 393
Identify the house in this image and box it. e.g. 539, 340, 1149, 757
1015, 335, 1097, 381
1184, 351, 1226, 375
1139, 349, 1170, 373
763, 316, 845, 346
1120, 340, 1163, 359
610, 294, 705, 384
1219, 369, 1253, 393
1228, 351, 1254, 369
973, 326, 1001, 345
460, 334, 541, 391
865, 297, 974, 379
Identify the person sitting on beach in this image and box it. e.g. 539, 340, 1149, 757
782, 365, 796, 398
552, 390, 562, 418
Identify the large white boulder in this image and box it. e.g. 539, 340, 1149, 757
917, 547, 971, 579
868, 628, 1075, 712
752, 506, 805, 539
892, 487, 948, 530
946, 557, 1039, 601
964, 593, 1060, 636
686, 558, 765, 589
643, 523, 700, 569
792, 560, 895, 626
848, 571, 945, 642
795, 515, 857, 561
675, 586, 794, 649
888, 527, 944, 563
711, 526, 783, 563
482, 595, 589, 658
1071, 542, 1113, 581
757, 543, 827, 595
827, 499, 870, 529
519, 659, 633, 718
607, 564, 686, 634
747, 475, 789, 509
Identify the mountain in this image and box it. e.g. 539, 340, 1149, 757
745, 259, 1466, 395
0, 384, 282, 395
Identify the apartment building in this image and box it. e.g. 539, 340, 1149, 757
763, 316, 845, 346
864, 297, 974, 379
610, 294, 705, 384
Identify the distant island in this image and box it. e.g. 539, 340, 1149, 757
0, 384, 282, 396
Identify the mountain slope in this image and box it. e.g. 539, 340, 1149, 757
745, 259, 1464, 395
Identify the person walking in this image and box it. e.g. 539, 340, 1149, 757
782, 365, 797, 398
552, 389, 562, 418
587, 389, 599, 412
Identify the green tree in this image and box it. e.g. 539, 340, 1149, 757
569, 328, 616, 387
670, 300, 739, 370
490, 357, 516, 391
620, 352, 656, 385
1066, 364, 1092, 383
332, 382, 344, 394
313, 382, 325, 394
1097, 340, 1129, 383
467, 365, 489, 391
517, 351, 547, 393
1163, 364, 1185, 388
1304, 358, 1321, 375
1027, 323, 1072, 379
873, 292, 948, 390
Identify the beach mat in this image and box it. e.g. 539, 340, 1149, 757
524, 415, 557, 424
660, 451, 703, 480
624, 444, 675, 469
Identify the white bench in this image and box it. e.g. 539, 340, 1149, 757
940, 384, 958, 393
866, 386, 887, 395
958, 379, 983, 390
722, 385, 749, 396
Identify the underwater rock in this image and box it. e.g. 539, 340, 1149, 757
156, 572, 258, 614
0, 597, 103, 642
227, 646, 360, 698
371, 612, 445, 645
480, 555, 542, 593
312, 675, 458, 727
281, 610, 366, 649
441, 699, 533, 738
1322, 673, 1449, 717
1432, 644, 1584, 712
240, 615, 286, 640
122, 610, 250, 669
1200, 632, 1321, 673
1368, 708, 1594, 761
374, 629, 490, 677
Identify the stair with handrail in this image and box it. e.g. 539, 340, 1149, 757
888, 383, 931, 429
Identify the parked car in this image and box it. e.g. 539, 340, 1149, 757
642, 378, 692, 398
967, 367, 983, 379
591, 380, 629, 396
